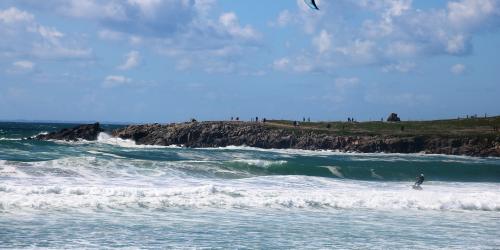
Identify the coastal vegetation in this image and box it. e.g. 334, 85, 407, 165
265, 116, 500, 136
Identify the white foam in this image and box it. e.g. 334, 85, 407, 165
97, 132, 137, 147
87, 150, 126, 159
0, 161, 29, 178
325, 166, 344, 178
0, 137, 21, 141
1, 176, 499, 213
232, 159, 287, 168
370, 169, 383, 179
96, 132, 175, 149
199, 145, 500, 163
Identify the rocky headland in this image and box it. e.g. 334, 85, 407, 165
34, 121, 500, 157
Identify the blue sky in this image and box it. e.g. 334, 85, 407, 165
0, 0, 499, 123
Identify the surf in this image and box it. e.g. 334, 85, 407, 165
1, 176, 499, 213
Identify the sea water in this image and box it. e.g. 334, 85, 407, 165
1, 122, 499, 249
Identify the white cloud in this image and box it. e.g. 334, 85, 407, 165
219, 12, 260, 40
30, 44, 92, 60
129, 35, 143, 45
103, 75, 132, 88
7, 1, 261, 74
98, 29, 123, 40
382, 61, 416, 73
118, 51, 141, 70
0, 7, 92, 60
14, 60, 34, 70
32, 25, 64, 43
334, 77, 359, 89
312, 30, 332, 54
127, 0, 164, 17
20, 0, 209, 37
272, 0, 500, 72
273, 57, 290, 70
272, 10, 293, 27
0, 7, 33, 23
446, 34, 468, 54
385, 41, 419, 57
451, 63, 466, 75
176, 58, 193, 71
336, 39, 377, 64
447, 0, 498, 30
385, 0, 412, 17
58, 0, 126, 20
7, 60, 35, 74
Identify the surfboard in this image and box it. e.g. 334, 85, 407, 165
412, 185, 422, 190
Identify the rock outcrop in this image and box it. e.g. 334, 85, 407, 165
34, 122, 500, 157
387, 113, 401, 122
111, 122, 500, 157
34, 122, 103, 141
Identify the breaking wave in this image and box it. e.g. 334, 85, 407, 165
1, 178, 499, 213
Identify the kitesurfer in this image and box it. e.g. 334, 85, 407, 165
414, 173, 425, 187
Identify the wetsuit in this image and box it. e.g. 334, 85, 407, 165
415, 176, 424, 186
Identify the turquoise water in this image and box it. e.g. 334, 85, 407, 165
1, 122, 499, 249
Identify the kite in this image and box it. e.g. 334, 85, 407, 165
304, 0, 320, 10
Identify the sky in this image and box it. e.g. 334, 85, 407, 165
0, 0, 499, 123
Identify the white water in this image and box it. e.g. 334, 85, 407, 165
1, 160, 499, 213
232, 159, 288, 168
96, 132, 180, 148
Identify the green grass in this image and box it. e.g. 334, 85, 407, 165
264, 116, 500, 137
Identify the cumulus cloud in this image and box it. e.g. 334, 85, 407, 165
18, 0, 211, 38
334, 77, 359, 89
6, 60, 35, 74
156, 10, 261, 73
0, 6, 92, 60
18, 0, 260, 73
382, 61, 416, 73
450, 63, 466, 75
312, 30, 332, 54
98, 29, 123, 40
103, 75, 132, 88
272, 0, 500, 72
336, 40, 377, 64
447, 0, 499, 30
271, 10, 293, 27
273, 57, 290, 70
219, 12, 260, 40
0, 6, 33, 23
118, 50, 141, 70
13, 60, 34, 69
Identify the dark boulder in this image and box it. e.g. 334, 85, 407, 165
34, 123, 103, 141
387, 113, 401, 122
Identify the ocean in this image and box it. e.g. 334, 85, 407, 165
1, 122, 499, 249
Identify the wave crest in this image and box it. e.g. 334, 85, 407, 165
1, 180, 499, 213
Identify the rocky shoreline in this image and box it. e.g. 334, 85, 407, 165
34, 122, 500, 157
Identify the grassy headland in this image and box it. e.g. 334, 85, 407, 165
264, 116, 500, 137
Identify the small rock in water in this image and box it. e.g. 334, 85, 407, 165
34, 123, 103, 141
